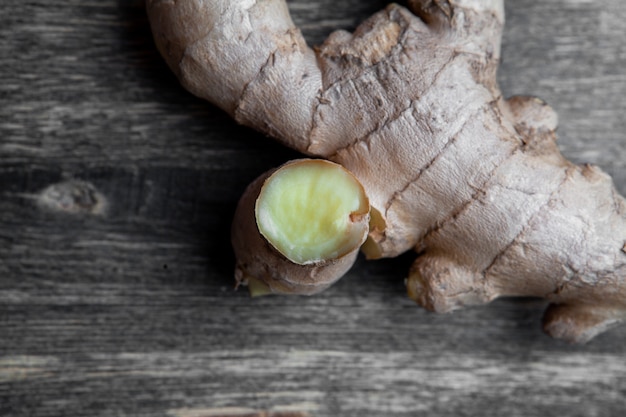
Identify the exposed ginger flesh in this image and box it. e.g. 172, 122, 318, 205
255, 160, 369, 265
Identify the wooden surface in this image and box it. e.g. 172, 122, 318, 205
2, 1, 626, 416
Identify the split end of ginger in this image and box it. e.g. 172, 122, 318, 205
232, 159, 370, 296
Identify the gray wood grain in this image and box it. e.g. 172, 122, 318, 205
1, 1, 626, 416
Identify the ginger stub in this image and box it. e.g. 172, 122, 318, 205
231, 160, 369, 297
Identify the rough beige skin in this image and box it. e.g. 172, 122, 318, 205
147, 0, 626, 343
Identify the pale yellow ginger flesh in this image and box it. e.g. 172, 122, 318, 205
255, 160, 369, 265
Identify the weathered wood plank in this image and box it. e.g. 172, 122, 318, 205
1, 1, 626, 416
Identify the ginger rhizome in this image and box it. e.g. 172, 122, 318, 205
147, 0, 626, 343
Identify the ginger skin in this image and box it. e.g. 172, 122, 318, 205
147, 0, 626, 343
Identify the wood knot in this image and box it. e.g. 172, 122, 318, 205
37, 180, 106, 215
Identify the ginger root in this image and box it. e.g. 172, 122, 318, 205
147, 0, 626, 343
